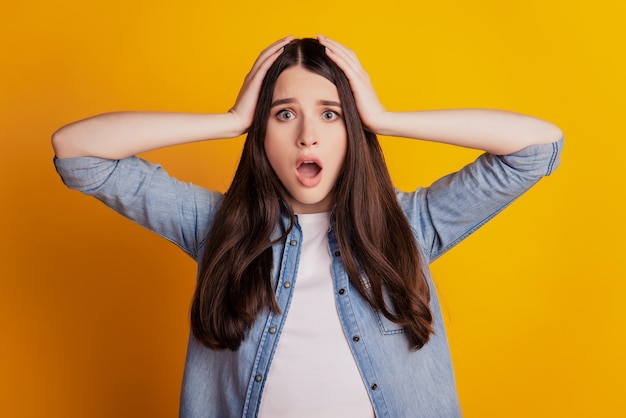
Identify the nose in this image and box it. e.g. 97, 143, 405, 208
297, 116, 318, 148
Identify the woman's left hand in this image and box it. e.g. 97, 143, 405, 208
318, 35, 388, 133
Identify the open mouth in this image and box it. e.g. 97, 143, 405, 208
295, 158, 323, 187
296, 161, 322, 178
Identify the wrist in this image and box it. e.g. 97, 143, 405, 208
366, 111, 394, 136
222, 110, 251, 138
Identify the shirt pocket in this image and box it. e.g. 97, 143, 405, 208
372, 309, 406, 335
360, 273, 405, 335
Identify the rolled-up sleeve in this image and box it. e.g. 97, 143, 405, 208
398, 137, 564, 262
54, 156, 223, 260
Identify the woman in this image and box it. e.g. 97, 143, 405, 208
53, 36, 563, 417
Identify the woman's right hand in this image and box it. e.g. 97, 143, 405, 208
228, 35, 293, 135
52, 36, 293, 160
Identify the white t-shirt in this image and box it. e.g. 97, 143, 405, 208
258, 212, 375, 418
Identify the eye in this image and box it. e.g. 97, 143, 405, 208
276, 109, 295, 121
322, 110, 340, 121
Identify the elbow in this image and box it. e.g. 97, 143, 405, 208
512, 111, 564, 149
511, 122, 563, 155
532, 113, 564, 146
520, 116, 563, 148
51, 127, 65, 157
542, 123, 564, 145
51, 123, 83, 159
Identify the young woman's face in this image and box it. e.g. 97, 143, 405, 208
264, 66, 348, 214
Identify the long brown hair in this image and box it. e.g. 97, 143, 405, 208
191, 38, 433, 351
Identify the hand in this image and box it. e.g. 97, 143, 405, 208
229, 35, 293, 134
317, 35, 387, 133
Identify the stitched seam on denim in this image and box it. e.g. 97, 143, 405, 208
372, 308, 405, 335
546, 140, 559, 175
430, 203, 508, 261
75, 158, 121, 194
82, 162, 198, 258
115, 165, 198, 259
195, 193, 221, 257
117, 216, 195, 258
243, 232, 300, 417
362, 271, 405, 335
429, 182, 539, 262
334, 278, 390, 416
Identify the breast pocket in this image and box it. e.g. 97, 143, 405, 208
359, 273, 405, 335
372, 306, 405, 335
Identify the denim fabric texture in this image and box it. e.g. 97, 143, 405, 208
54, 138, 563, 418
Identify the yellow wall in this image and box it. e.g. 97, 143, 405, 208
2, 0, 624, 416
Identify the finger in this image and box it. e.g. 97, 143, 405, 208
317, 35, 357, 59
248, 35, 293, 76
318, 35, 384, 129
257, 35, 293, 64
231, 36, 293, 116
325, 47, 363, 80
318, 35, 362, 68
318, 36, 366, 82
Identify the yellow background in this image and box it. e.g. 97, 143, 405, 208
2, 0, 624, 416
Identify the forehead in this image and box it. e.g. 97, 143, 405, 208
272, 66, 339, 100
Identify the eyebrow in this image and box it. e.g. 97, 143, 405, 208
270, 98, 342, 108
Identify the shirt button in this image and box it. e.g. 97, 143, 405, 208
283, 282, 291, 288
352, 335, 360, 342
289, 240, 298, 246
269, 327, 277, 334
371, 383, 378, 390
255, 375, 263, 382
338, 288, 346, 295
334, 250, 341, 257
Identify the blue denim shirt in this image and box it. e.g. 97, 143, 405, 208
54, 138, 562, 417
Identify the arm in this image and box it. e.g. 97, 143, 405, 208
399, 139, 562, 261
318, 35, 563, 154
52, 36, 292, 257
319, 36, 563, 259
365, 109, 562, 155
52, 36, 293, 160
52, 112, 246, 160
